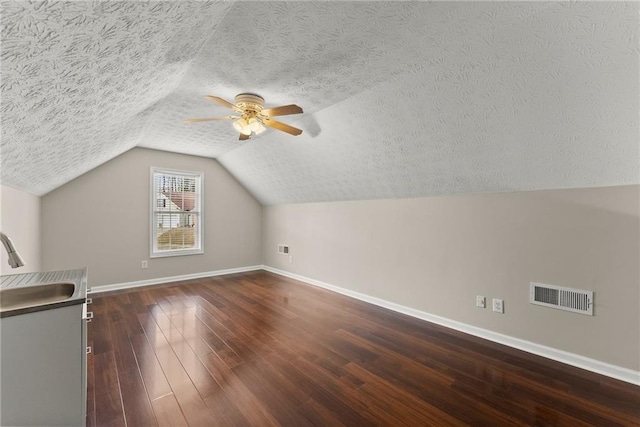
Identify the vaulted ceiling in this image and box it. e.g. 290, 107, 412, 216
1, 1, 638, 204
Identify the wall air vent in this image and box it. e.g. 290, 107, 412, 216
530, 282, 593, 316
277, 244, 289, 255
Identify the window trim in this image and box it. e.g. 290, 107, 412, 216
150, 167, 204, 258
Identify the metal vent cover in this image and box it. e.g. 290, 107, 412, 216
530, 282, 593, 316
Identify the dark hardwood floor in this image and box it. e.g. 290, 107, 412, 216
87, 270, 640, 426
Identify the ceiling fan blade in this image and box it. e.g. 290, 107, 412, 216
184, 115, 238, 123
204, 96, 244, 113
260, 104, 303, 117
239, 133, 251, 141
262, 118, 303, 136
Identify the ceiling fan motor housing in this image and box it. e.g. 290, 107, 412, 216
235, 93, 265, 114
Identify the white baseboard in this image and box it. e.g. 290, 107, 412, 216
88, 265, 263, 294
262, 265, 640, 386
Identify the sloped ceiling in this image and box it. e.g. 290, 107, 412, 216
1, 1, 638, 204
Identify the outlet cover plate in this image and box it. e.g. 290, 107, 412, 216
476, 295, 486, 308
492, 298, 504, 313
278, 244, 289, 255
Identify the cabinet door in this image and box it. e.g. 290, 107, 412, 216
0, 304, 84, 426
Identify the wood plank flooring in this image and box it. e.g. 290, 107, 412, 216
87, 270, 640, 426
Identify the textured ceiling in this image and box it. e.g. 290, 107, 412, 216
1, 1, 638, 204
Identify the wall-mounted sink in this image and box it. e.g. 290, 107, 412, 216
0, 282, 76, 313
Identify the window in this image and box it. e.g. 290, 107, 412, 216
150, 167, 203, 257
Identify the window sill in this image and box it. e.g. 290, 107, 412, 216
150, 249, 204, 259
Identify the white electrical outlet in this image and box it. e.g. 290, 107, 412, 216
492, 298, 504, 313
476, 295, 486, 308
141, 260, 148, 269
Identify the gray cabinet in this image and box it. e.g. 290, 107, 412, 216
0, 303, 87, 426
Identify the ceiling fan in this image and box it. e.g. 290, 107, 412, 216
185, 93, 303, 140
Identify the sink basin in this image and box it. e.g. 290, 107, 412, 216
0, 282, 76, 312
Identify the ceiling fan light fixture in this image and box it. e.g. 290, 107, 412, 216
235, 116, 266, 136
248, 117, 262, 132
233, 118, 251, 135
254, 123, 266, 135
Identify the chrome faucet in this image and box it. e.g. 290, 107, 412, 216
0, 232, 25, 268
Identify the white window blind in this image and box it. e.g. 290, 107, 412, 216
150, 168, 203, 257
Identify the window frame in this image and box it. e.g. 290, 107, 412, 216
150, 167, 204, 258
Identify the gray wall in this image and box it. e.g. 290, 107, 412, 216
0, 185, 41, 275
263, 185, 640, 371
42, 148, 262, 286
